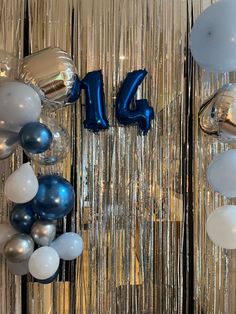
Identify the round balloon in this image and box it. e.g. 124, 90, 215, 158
0, 81, 41, 128
207, 150, 236, 197
190, 0, 236, 72
35, 265, 60, 284
0, 223, 17, 253
31, 220, 56, 246
7, 259, 29, 276
4, 234, 34, 263
25, 115, 70, 165
10, 203, 36, 233
0, 130, 18, 160
4, 163, 39, 203
28, 246, 59, 280
19, 47, 78, 107
51, 232, 83, 261
19, 122, 53, 154
32, 175, 75, 220
199, 83, 236, 141
207, 205, 236, 249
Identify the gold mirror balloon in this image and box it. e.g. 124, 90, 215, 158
19, 47, 77, 110
199, 83, 236, 141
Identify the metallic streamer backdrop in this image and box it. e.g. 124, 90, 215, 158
0, 0, 234, 313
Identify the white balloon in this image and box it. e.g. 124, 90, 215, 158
0, 223, 17, 253
0, 81, 41, 128
190, 0, 236, 72
4, 163, 38, 203
207, 149, 236, 197
7, 259, 29, 276
28, 246, 59, 280
51, 232, 83, 261
207, 205, 236, 249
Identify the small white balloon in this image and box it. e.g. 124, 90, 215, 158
7, 259, 29, 276
51, 232, 83, 261
0, 223, 17, 253
4, 163, 38, 203
28, 246, 59, 280
207, 150, 236, 198
190, 0, 236, 72
0, 81, 41, 128
207, 205, 236, 249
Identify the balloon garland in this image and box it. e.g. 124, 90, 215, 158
190, 0, 236, 249
0, 46, 154, 281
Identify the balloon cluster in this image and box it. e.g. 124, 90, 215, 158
191, 0, 236, 249
1, 163, 83, 282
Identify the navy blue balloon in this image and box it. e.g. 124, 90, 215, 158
116, 69, 154, 134
32, 175, 75, 220
19, 122, 53, 154
35, 265, 60, 284
82, 70, 109, 132
68, 75, 82, 103
10, 203, 37, 233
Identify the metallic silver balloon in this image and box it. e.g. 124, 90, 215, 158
0, 130, 18, 160
31, 220, 56, 246
19, 47, 77, 109
199, 83, 236, 141
4, 234, 34, 263
24, 115, 70, 165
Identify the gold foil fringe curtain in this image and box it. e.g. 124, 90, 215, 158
0, 0, 234, 313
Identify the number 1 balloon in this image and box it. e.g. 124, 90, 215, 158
0, 130, 18, 160
190, 0, 236, 72
4, 163, 39, 203
199, 83, 236, 141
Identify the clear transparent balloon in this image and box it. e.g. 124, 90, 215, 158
0, 50, 19, 80
25, 115, 70, 165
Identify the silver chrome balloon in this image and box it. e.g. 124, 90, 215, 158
19, 47, 77, 109
199, 83, 236, 141
4, 234, 34, 263
25, 115, 70, 165
31, 220, 56, 246
0, 130, 18, 160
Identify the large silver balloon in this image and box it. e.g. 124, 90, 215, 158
24, 115, 70, 165
4, 234, 34, 263
199, 83, 236, 141
31, 220, 56, 246
19, 47, 77, 109
0, 130, 18, 160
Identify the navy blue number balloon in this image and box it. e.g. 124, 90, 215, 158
82, 70, 109, 132
68, 75, 82, 103
10, 203, 36, 233
116, 69, 154, 134
19, 122, 53, 154
32, 175, 75, 220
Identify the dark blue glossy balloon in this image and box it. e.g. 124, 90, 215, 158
116, 69, 154, 134
68, 75, 82, 103
35, 265, 60, 284
32, 175, 75, 220
82, 70, 109, 132
10, 203, 37, 233
19, 122, 53, 154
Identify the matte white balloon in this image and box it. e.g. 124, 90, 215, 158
4, 163, 38, 203
0, 81, 41, 128
7, 259, 29, 276
207, 150, 236, 197
0, 223, 17, 253
51, 232, 83, 261
28, 246, 59, 280
207, 205, 236, 249
190, 0, 236, 72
